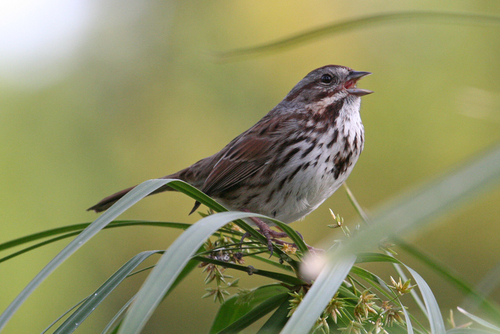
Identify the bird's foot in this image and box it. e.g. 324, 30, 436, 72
239, 216, 288, 256
238, 214, 319, 256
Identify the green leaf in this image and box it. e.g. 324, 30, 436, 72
405, 266, 445, 333
191, 256, 304, 286
216, 11, 500, 61
0, 220, 189, 253
248, 253, 295, 273
280, 254, 356, 334
447, 330, 497, 334
340, 144, 500, 257
396, 238, 500, 320
216, 293, 289, 334
0, 179, 175, 332
102, 258, 199, 334
256, 295, 292, 334
285, 144, 500, 333
0, 222, 190, 264
457, 307, 500, 332
53, 251, 163, 334
117, 211, 284, 334
0, 231, 81, 264
355, 252, 399, 264
349, 266, 393, 295
102, 297, 132, 334
209, 284, 288, 334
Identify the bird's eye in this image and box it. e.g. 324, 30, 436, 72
320, 74, 334, 84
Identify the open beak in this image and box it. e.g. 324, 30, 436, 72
345, 71, 373, 96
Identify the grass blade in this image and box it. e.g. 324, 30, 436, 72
117, 211, 280, 334
0, 232, 81, 264
281, 254, 356, 334
339, 144, 500, 257
396, 238, 500, 319
256, 295, 292, 334
0, 221, 189, 253
216, 11, 500, 61
0, 222, 189, 264
192, 256, 303, 286
54, 251, 163, 334
0, 179, 172, 331
217, 292, 289, 334
102, 297, 134, 334
209, 284, 288, 333
405, 266, 446, 333
457, 307, 500, 332
447, 330, 496, 334
102, 258, 199, 334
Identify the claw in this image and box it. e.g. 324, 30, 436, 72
239, 232, 251, 248
248, 216, 288, 256
239, 211, 294, 256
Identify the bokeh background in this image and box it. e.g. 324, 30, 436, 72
1, 0, 500, 333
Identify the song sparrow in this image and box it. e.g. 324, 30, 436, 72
88, 65, 372, 247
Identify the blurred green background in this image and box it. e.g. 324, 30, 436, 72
1, 0, 500, 332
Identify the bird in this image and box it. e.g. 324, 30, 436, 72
88, 65, 372, 248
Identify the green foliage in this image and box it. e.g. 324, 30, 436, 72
0, 145, 498, 333
215, 11, 500, 61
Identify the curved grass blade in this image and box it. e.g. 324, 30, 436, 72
355, 252, 399, 264
447, 330, 497, 334
0, 221, 189, 253
356, 252, 442, 331
0, 179, 223, 331
338, 144, 500, 257
248, 253, 295, 273
344, 183, 370, 224
313, 143, 500, 330
339, 143, 500, 332
216, 293, 289, 334
0, 222, 190, 264
209, 284, 288, 334
0, 179, 176, 331
117, 211, 280, 334
457, 307, 500, 332
350, 265, 414, 333
405, 266, 445, 333
0, 224, 91, 251
191, 256, 303, 286
216, 11, 500, 61
0, 231, 81, 264
392, 258, 427, 317
102, 259, 198, 334
42, 297, 86, 334
102, 297, 133, 334
256, 295, 292, 334
347, 171, 500, 321
53, 251, 163, 334
396, 238, 500, 319
350, 266, 393, 295
281, 253, 356, 334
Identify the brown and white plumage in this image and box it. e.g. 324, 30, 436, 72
88, 65, 372, 225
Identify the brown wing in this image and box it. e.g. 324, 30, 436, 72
201, 135, 274, 197
202, 113, 301, 197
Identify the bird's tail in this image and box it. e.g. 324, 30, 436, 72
87, 185, 138, 212
87, 177, 184, 212
87, 170, 194, 213
87, 155, 218, 213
